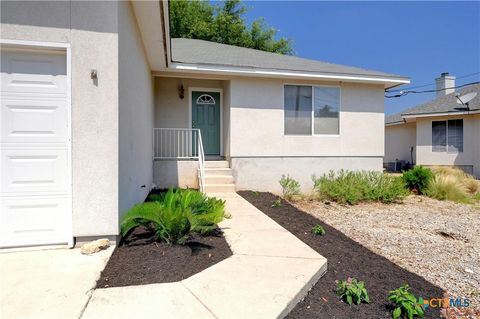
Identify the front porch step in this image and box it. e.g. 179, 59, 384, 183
204, 160, 229, 168
204, 184, 236, 193
204, 168, 233, 176
205, 175, 234, 184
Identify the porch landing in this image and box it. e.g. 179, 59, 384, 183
82, 193, 327, 319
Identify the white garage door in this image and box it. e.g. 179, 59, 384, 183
0, 47, 71, 248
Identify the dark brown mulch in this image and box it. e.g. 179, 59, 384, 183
238, 191, 445, 319
96, 226, 232, 288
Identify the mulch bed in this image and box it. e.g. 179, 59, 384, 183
96, 226, 232, 288
239, 191, 445, 319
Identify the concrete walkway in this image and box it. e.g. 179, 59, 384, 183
83, 193, 327, 319
0, 246, 113, 319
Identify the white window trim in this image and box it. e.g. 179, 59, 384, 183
432, 119, 463, 154
282, 83, 341, 137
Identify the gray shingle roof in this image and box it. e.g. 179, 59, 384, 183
171, 38, 407, 79
386, 83, 480, 125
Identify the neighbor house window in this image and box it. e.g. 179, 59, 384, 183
284, 85, 340, 135
432, 119, 463, 153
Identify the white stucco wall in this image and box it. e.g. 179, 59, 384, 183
1, 1, 119, 237
384, 123, 416, 163
416, 115, 479, 176
153, 161, 199, 189
118, 1, 154, 217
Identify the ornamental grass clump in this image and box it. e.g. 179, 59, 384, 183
402, 166, 433, 195
426, 167, 480, 204
312, 170, 408, 205
120, 188, 227, 245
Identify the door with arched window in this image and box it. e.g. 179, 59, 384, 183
192, 91, 221, 155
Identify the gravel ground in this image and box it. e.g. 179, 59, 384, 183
293, 196, 480, 313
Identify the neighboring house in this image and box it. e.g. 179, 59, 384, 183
385, 73, 480, 177
0, 0, 409, 248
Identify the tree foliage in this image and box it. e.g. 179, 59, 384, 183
169, 0, 293, 55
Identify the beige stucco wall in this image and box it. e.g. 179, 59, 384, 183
384, 123, 416, 163
416, 114, 479, 177
228, 78, 385, 157
118, 1, 154, 217
1, 1, 119, 236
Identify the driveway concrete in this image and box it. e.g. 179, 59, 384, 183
84, 193, 327, 319
0, 246, 113, 319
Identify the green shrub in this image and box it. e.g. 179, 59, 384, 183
311, 224, 325, 236
271, 198, 282, 208
279, 174, 301, 199
312, 170, 408, 205
402, 166, 433, 194
121, 188, 227, 244
388, 284, 424, 319
335, 278, 370, 305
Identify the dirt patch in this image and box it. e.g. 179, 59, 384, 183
239, 191, 445, 319
96, 226, 232, 288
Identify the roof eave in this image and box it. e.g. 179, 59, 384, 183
401, 109, 480, 120
158, 62, 410, 88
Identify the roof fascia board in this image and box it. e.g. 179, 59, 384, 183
402, 110, 480, 119
165, 62, 410, 87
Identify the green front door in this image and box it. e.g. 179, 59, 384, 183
192, 91, 221, 155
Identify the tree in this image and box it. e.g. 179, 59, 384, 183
169, 0, 293, 55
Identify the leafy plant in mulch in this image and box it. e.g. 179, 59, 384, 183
311, 224, 325, 236
271, 198, 282, 208
279, 174, 301, 200
335, 277, 370, 305
312, 170, 408, 205
402, 166, 433, 195
121, 188, 227, 245
388, 284, 424, 319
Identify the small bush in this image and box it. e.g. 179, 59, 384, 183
335, 277, 370, 305
312, 170, 408, 205
311, 224, 325, 236
121, 188, 227, 244
402, 166, 433, 194
271, 198, 282, 208
279, 174, 301, 200
388, 284, 424, 319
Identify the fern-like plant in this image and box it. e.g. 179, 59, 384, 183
120, 188, 227, 244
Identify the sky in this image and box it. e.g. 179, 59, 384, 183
241, 1, 480, 115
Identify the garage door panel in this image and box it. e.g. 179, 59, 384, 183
1, 50, 67, 96
1, 47, 70, 248
1, 99, 67, 143
1, 149, 68, 194
0, 197, 69, 247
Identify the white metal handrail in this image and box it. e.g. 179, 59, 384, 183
153, 128, 205, 192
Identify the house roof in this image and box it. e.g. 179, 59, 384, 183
385, 83, 480, 125
170, 38, 409, 86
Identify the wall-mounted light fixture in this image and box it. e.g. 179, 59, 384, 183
179, 84, 185, 99
90, 69, 98, 86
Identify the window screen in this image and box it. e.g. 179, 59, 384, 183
447, 119, 463, 152
432, 121, 447, 152
284, 85, 312, 135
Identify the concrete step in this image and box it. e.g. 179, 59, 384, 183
204, 161, 229, 168
204, 168, 233, 176
205, 175, 234, 184
204, 184, 236, 193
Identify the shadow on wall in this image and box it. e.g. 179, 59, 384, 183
153, 160, 199, 190
1, 1, 117, 34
